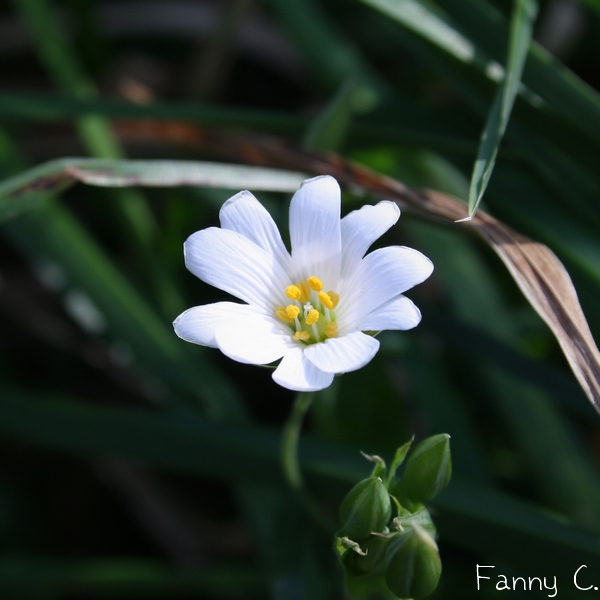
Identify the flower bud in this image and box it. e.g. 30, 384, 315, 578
339, 477, 392, 540
385, 524, 441, 599
403, 434, 452, 503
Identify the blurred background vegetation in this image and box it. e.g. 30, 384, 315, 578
1, 0, 600, 598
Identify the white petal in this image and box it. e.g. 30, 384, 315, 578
173, 302, 263, 347
214, 314, 294, 365
184, 227, 289, 311
272, 347, 334, 392
340, 201, 400, 280
289, 175, 342, 288
341, 246, 433, 324
304, 332, 380, 374
359, 295, 422, 331
219, 190, 293, 275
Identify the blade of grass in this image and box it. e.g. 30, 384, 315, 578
464, 0, 537, 219
0, 557, 265, 598
357, 0, 482, 66
3, 202, 246, 421
0, 91, 480, 156
11, 0, 158, 246
303, 78, 364, 152
266, 0, 385, 107
1, 388, 600, 577
436, 0, 600, 141
0, 158, 307, 221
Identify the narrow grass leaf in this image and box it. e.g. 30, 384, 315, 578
436, 0, 600, 142
0, 158, 307, 221
465, 0, 538, 218
0, 557, 265, 597
303, 78, 363, 152
358, 0, 477, 65
1, 389, 600, 575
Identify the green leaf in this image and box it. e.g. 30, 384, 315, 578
436, 0, 600, 142
303, 78, 365, 152
1, 389, 600, 577
465, 0, 538, 218
358, 0, 480, 66
0, 158, 307, 222
0, 557, 265, 597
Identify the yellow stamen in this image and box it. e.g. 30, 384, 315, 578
327, 291, 340, 308
306, 308, 320, 325
325, 322, 338, 338
285, 305, 300, 320
307, 276, 323, 292
297, 280, 311, 302
318, 291, 333, 309
293, 331, 310, 341
275, 306, 293, 323
285, 285, 302, 300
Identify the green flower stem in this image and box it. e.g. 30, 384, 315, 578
281, 391, 314, 491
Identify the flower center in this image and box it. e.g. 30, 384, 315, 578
275, 275, 339, 344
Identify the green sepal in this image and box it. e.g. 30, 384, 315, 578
336, 536, 368, 557
361, 451, 387, 479
385, 437, 414, 489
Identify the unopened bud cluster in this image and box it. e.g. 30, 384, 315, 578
335, 434, 452, 599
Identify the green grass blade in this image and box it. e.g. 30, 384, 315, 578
3, 201, 244, 420
266, 0, 385, 106
0, 557, 265, 598
0, 91, 480, 156
357, 0, 479, 66
303, 78, 364, 151
1, 388, 600, 576
465, 0, 537, 218
436, 0, 600, 141
0, 158, 307, 222
11, 0, 158, 246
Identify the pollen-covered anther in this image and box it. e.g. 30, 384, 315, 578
297, 280, 310, 302
285, 285, 302, 300
275, 306, 293, 323
306, 308, 320, 325
325, 322, 338, 338
318, 291, 334, 309
294, 331, 310, 341
327, 291, 340, 308
285, 305, 300, 320
307, 276, 323, 292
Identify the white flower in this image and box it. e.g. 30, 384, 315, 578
173, 176, 433, 392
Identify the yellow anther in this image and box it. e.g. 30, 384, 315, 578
325, 322, 338, 338
327, 291, 340, 308
318, 291, 333, 309
285, 305, 300, 320
307, 276, 323, 292
297, 280, 311, 302
285, 285, 302, 300
306, 308, 320, 325
275, 306, 293, 323
293, 331, 310, 341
